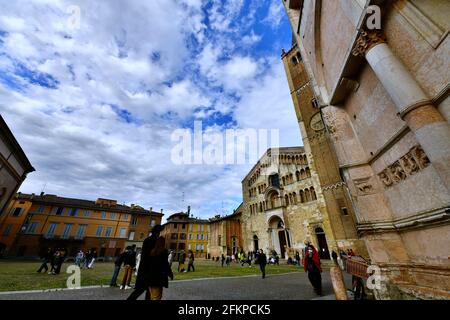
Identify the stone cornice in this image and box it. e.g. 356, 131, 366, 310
357, 206, 450, 235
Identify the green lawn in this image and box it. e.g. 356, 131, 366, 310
0, 259, 304, 292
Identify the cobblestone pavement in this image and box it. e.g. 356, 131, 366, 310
0, 271, 353, 300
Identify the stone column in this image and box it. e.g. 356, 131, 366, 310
352, 30, 450, 191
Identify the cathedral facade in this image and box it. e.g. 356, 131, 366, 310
282, 0, 450, 299
241, 147, 337, 260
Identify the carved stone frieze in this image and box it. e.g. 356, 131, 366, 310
377, 145, 430, 188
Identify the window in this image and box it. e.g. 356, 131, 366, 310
311, 98, 320, 109
46, 223, 57, 238
171, 233, 178, 240
110, 212, 116, 219
180, 233, 186, 240
150, 219, 156, 227
105, 227, 113, 237
196, 234, 200, 240
128, 231, 135, 240
119, 228, 126, 238
69, 208, 78, 217
188, 244, 191, 250
201, 244, 204, 251
189, 234, 192, 240
11, 208, 22, 217
75, 225, 87, 239
101, 212, 107, 219
124, 214, 129, 221
182, 224, 185, 229
84, 210, 91, 217
131, 216, 138, 225
3, 224, 12, 236
27, 222, 39, 234
341, 207, 349, 216
200, 234, 204, 240
96, 226, 103, 237
173, 223, 178, 229
37, 206, 45, 213
218, 235, 222, 246
61, 224, 72, 239
55, 207, 64, 216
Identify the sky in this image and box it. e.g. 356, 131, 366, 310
0, 0, 301, 221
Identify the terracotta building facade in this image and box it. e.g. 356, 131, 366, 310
282, 0, 450, 299
0, 193, 162, 258
161, 208, 210, 258
208, 205, 243, 259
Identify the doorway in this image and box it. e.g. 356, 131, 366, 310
253, 235, 259, 251
315, 227, 330, 259
278, 230, 287, 259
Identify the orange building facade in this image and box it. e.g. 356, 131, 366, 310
0, 193, 162, 258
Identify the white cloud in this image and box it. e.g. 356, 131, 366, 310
263, 1, 284, 29
0, 0, 299, 220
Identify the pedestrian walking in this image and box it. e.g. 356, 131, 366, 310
127, 225, 164, 300
120, 246, 136, 290
37, 248, 52, 273
54, 249, 65, 275
75, 250, 84, 267
221, 254, 225, 267
110, 248, 126, 287
178, 250, 186, 272
257, 249, 267, 279
146, 236, 174, 300
187, 250, 195, 272
303, 245, 322, 295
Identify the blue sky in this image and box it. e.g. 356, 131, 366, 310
0, 0, 301, 220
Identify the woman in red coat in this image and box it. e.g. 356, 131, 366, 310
303, 245, 322, 295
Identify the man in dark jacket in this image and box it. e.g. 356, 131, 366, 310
110, 248, 127, 287
37, 248, 52, 273
127, 225, 164, 300
258, 249, 267, 279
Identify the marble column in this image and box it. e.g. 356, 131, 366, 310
353, 30, 450, 191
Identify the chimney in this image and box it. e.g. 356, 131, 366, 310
40, 192, 45, 197
150, 207, 153, 212
187, 206, 191, 215
160, 209, 163, 214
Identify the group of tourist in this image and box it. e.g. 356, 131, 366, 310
126, 225, 173, 300
37, 248, 98, 275
74, 249, 98, 269
37, 248, 66, 275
